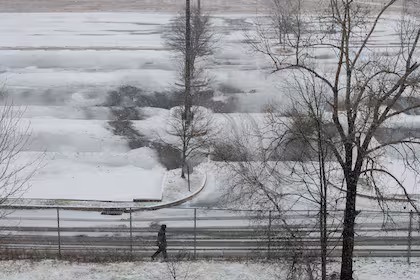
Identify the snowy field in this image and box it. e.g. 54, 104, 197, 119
0, 0, 265, 13
0, 258, 418, 280
0, 13, 281, 110
0, 0, 404, 13
0, 7, 418, 203
0, 12, 281, 202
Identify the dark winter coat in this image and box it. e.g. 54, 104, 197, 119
157, 228, 167, 247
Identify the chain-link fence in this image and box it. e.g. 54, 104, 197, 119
0, 207, 419, 261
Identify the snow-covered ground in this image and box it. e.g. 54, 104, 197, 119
0, 258, 418, 280
0, 12, 287, 110
0, 12, 276, 202
0, 10, 418, 204
0, 0, 405, 13
0, 0, 270, 13
22, 149, 165, 201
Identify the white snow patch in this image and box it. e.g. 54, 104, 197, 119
20, 148, 165, 201
161, 168, 204, 203
0, 258, 418, 280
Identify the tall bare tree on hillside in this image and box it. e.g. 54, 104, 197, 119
165, 1, 215, 178
269, 0, 303, 48
248, 0, 420, 279
185, 0, 192, 125
167, 106, 213, 181
165, 1, 214, 125
403, 0, 420, 17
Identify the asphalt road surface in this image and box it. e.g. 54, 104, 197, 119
0, 208, 419, 259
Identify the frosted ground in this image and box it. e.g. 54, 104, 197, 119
0, 258, 419, 280
0, 8, 419, 204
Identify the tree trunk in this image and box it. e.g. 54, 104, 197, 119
185, 0, 192, 126
278, 24, 282, 45
181, 144, 187, 178
187, 164, 191, 192
321, 200, 327, 280
181, 162, 186, 178
340, 175, 358, 280
320, 162, 328, 280
317, 127, 328, 280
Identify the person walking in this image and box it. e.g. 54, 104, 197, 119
151, 224, 167, 260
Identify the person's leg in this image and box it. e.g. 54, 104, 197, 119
151, 247, 162, 259
162, 247, 168, 260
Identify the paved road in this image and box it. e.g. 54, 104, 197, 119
1, 208, 419, 259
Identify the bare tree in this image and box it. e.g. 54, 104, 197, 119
165, 2, 215, 125
268, 0, 303, 48
212, 100, 343, 279
403, 0, 420, 17
185, 0, 192, 125
248, 0, 306, 58
0, 98, 40, 214
248, 1, 420, 279
280, 75, 338, 280
164, 4, 215, 177
167, 106, 213, 182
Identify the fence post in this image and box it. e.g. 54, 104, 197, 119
268, 210, 272, 259
56, 207, 61, 259
194, 208, 197, 259
129, 208, 133, 258
408, 210, 413, 264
